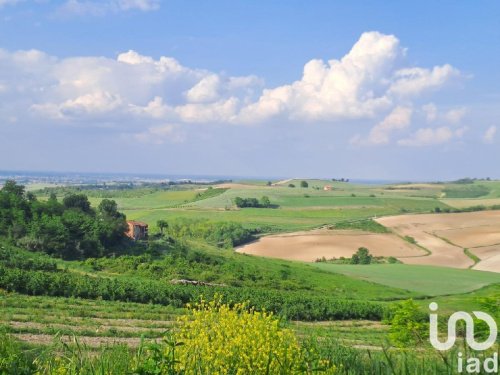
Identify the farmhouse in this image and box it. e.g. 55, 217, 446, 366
323, 185, 333, 191
126, 220, 148, 240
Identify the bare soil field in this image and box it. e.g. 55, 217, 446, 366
474, 253, 500, 272
469, 245, 500, 272
377, 211, 500, 271
238, 211, 500, 272
434, 226, 500, 248
236, 229, 425, 262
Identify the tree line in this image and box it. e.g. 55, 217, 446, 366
234, 196, 272, 208
0, 180, 128, 259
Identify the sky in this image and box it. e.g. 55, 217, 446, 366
0, 1, 499, 180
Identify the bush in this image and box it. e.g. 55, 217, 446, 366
387, 299, 428, 347
333, 219, 389, 233
174, 297, 309, 373
234, 196, 273, 208
350, 247, 372, 265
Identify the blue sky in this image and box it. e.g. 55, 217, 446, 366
0, 1, 499, 180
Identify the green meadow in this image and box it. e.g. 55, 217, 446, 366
314, 263, 500, 296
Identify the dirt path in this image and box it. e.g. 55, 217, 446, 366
5, 320, 168, 334
13, 333, 145, 347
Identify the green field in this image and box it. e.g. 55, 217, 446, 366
314, 263, 500, 295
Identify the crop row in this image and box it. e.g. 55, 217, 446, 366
0, 266, 387, 321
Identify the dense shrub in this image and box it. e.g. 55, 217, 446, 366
234, 196, 273, 208
0, 245, 57, 272
172, 298, 315, 373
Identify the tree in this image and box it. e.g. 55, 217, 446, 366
266, 181, 272, 186
351, 247, 372, 264
98, 199, 119, 218
246, 198, 259, 207
157, 219, 169, 235
288, 184, 295, 188
234, 197, 259, 208
234, 197, 245, 208
259, 196, 271, 208
300, 180, 308, 188
63, 194, 92, 214
1, 180, 25, 198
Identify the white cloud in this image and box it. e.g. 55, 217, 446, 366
186, 74, 221, 103
389, 64, 460, 97
0, 31, 464, 144
239, 32, 400, 123
353, 106, 412, 145
398, 126, 467, 147
483, 126, 497, 144
57, 0, 160, 16
32, 91, 123, 119
421, 103, 467, 125
443, 107, 467, 124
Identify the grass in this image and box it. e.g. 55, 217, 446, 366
124, 206, 403, 232
443, 184, 490, 198
464, 248, 481, 266
124, 200, 451, 233
331, 218, 390, 233
112, 181, 453, 233
313, 263, 500, 295
413, 283, 500, 313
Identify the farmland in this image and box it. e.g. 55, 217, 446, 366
1, 177, 500, 373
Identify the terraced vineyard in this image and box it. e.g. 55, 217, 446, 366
0, 292, 392, 350
0, 292, 182, 348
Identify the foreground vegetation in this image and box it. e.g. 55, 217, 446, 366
1, 294, 497, 374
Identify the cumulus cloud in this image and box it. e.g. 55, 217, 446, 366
483, 126, 497, 144
0, 31, 464, 144
397, 126, 467, 147
389, 64, 460, 97
32, 91, 124, 119
56, 0, 160, 16
352, 106, 412, 145
239, 32, 400, 123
